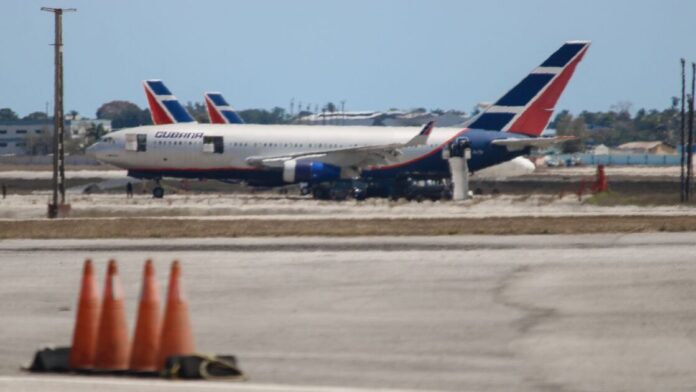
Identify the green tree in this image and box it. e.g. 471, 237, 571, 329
553, 110, 588, 153
85, 123, 107, 145
238, 107, 289, 124
24, 129, 53, 155
23, 111, 49, 120
96, 101, 151, 128
551, 99, 681, 148
0, 108, 19, 120
185, 102, 209, 123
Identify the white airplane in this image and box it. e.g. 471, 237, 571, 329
146, 81, 533, 182
88, 41, 589, 198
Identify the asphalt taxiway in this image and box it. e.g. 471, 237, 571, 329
2, 234, 696, 391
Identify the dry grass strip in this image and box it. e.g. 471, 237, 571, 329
1, 216, 695, 238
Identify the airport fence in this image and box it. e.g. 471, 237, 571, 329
556, 154, 680, 166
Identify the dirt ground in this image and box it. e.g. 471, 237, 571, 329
2, 215, 696, 238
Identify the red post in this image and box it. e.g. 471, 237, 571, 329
595, 165, 608, 193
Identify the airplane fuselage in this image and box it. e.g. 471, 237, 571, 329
87, 123, 529, 186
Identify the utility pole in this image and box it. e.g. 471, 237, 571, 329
680, 59, 686, 202
688, 63, 696, 202
42, 7, 76, 218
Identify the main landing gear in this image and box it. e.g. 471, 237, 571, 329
152, 179, 165, 199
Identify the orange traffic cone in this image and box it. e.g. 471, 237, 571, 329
129, 259, 161, 373
94, 260, 130, 371
69, 259, 101, 370
157, 260, 195, 370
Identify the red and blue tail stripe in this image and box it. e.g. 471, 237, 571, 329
204, 92, 244, 124
143, 80, 196, 125
468, 41, 590, 137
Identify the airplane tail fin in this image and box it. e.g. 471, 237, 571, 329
143, 80, 196, 125
467, 41, 590, 137
204, 92, 245, 124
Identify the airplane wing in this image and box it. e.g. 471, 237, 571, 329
490, 136, 575, 151
246, 121, 435, 175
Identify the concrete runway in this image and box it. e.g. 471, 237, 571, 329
2, 234, 696, 391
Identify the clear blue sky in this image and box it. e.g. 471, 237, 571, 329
2, 0, 695, 118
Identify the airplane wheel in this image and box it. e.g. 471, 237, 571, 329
153, 186, 165, 199
352, 188, 367, 201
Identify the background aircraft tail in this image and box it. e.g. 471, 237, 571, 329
143, 80, 196, 125
467, 41, 590, 137
204, 92, 245, 124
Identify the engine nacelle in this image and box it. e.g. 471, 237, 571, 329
283, 160, 342, 183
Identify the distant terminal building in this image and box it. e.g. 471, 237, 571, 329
296, 111, 388, 126
294, 110, 469, 128
0, 118, 112, 155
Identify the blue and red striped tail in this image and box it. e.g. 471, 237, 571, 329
204, 92, 245, 124
143, 80, 196, 125
468, 41, 590, 137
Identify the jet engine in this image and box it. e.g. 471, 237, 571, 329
282, 160, 342, 183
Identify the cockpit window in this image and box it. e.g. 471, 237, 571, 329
101, 137, 114, 143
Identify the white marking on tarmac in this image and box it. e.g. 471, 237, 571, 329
0, 375, 435, 392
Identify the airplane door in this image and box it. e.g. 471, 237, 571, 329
203, 136, 224, 154
126, 134, 147, 152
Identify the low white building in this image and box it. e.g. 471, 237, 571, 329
0, 118, 112, 155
